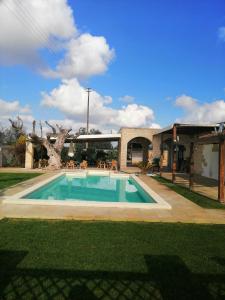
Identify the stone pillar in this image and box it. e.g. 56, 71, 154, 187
120, 141, 127, 170
25, 141, 34, 169
119, 134, 128, 170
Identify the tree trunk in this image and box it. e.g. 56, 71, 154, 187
30, 121, 72, 170
43, 140, 62, 170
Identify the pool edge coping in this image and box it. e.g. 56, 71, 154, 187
2, 171, 171, 210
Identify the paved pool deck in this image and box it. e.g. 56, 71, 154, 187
0, 170, 225, 223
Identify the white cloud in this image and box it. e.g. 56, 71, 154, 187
0, 1, 114, 80
218, 27, 225, 41
119, 95, 135, 103
175, 94, 197, 110
0, 99, 30, 116
44, 34, 114, 79
175, 94, 225, 124
0, 0, 76, 64
41, 79, 157, 130
0, 98, 34, 131
151, 123, 161, 129
115, 104, 154, 127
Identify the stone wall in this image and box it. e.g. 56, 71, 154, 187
0, 145, 16, 167
152, 134, 161, 158
119, 127, 160, 169
194, 143, 225, 180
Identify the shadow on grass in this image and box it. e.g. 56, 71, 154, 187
211, 257, 225, 267
0, 250, 225, 299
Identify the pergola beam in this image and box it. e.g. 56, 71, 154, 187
218, 139, 225, 203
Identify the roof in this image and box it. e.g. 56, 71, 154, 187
77, 133, 121, 142
154, 123, 217, 135
49, 133, 121, 143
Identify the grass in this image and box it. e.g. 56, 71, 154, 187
0, 219, 224, 299
152, 175, 225, 209
0, 172, 42, 190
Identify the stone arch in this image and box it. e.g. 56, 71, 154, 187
119, 128, 159, 170
127, 136, 152, 166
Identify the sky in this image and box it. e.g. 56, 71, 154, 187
0, 0, 225, 134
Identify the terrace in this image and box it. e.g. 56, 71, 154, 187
156, 123, 225, 204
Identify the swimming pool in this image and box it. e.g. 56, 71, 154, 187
22, 174, 155, 203
3, 171, 171, 209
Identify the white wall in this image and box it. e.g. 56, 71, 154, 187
202, 144, 218, 180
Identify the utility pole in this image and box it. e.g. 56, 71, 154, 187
86, 88, 92, 150
86, 88, 92, 134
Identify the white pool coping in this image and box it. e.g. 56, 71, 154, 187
2, 171, 171, 210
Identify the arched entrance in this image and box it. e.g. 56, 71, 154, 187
126, 137, 152, 167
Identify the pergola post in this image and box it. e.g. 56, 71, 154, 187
218, 139, 225, 203
189, 142, 194, 190
172, 124, 177, 183
160, 134, 163, 177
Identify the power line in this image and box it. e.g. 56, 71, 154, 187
18, 0, 59, 53
1, 0, 58, 55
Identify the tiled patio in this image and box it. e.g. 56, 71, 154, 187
0, 169, 225, 223
160, 172, 224, 201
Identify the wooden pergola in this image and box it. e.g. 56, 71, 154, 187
159, 123, 225, 204
191, 130, 225, 203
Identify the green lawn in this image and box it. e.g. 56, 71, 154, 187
0, 173, 42, 190
152, 176, 225, 209
0, 219, 224, 299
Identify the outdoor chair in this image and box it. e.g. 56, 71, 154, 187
66, 160, 75, 169
110, 160, 118, 171
100, 161, 106, 169
106, 161, 112, 169
80, 160, 88, 169
61, 161, 66, 169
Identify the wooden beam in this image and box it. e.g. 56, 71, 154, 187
196, 130, 225, 145
160, 134, 163, 177
218, 139, 225, 203
172, 125, 177, 183
189, 142, 194, 190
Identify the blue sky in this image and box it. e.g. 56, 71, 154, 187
0, 0, 225, 131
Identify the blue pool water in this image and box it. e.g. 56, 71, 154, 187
23, 175, 155, 203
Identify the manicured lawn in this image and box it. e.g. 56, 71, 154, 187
0, 219, 224, 299
152, 176, 225, 209
0, 173, 42, 190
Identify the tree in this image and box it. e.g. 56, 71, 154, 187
9, 116, 24, 138
0, 125, 18, 145
31, 121, 73, 170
